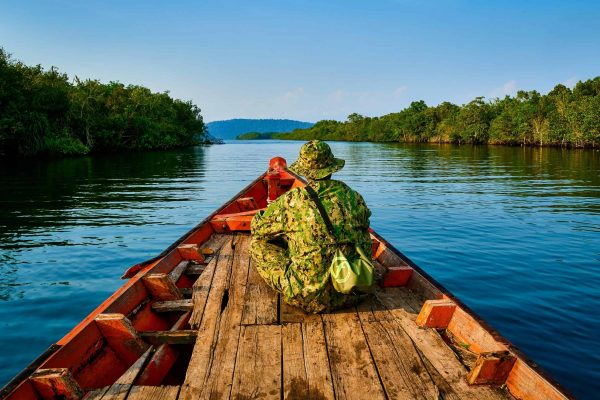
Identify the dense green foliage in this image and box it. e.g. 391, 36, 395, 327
207, 119, 313, 139
0, 48, 207, 157
281, 80, 600, 147
235, 131, 287, 140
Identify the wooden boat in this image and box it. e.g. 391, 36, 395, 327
1, 157, 574, 400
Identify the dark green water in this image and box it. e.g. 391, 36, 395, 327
0, 141, 599, 398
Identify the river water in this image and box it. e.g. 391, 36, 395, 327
0, 141, 598, 398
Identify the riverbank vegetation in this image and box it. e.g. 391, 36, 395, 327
281, 78, 600, 148
235, 131, 287, 140
0, 48, 208, 157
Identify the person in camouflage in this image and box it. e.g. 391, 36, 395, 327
250, 140, 372, 313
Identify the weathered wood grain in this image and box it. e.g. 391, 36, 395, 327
241, 257, 279, 325
230, 325, 281, 400
151, 299, 193, 313
357, 315, 439, 399
321, 310, 386, 400
169, 261, 190, 285
195, 235, 252, 400
188, 235, 230, 328
282, 322, 335, 400
139, 330, 197, 345
83, 386, 109, 399
180, 236, 235, 399
126, 385, 180, 399
101, 347, 155, 400
376, 288, 511, 400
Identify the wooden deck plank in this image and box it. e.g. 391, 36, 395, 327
83, 387, 109, 399
281, 322, 336, 400
230, 324, 282, 400
126, 386, 180, 399
179, 236, 235, 399
356, 311, 439, 399
375, 288, 512, 400
193, 235, 252, 400
189, 234, 230, 328
282, 323, 308, 399
321, 310, 386, 400
241, 258, 279, 325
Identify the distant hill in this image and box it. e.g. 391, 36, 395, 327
206, 119, 314, 140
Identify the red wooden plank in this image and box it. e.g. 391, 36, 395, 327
94, 314, 149, 365
415, 299, 456, 328
467, 351, 516, 385
29, 368, 83, 400
177, 245, 205, 263
381, 265, 413, 287
142, 274, 183, 301
236, 197, 258, 211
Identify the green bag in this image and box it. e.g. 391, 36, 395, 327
305, 186, 374, 294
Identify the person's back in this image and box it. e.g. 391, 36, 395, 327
250, 141, 372, 313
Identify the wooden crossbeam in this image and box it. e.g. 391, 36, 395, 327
134, 312, 192, 386
168, 260, 190, 284
236, 197, 258, 211
29, 368, 83, 400
95, 313, 150, 365
151, 299, 193, 313
140, 330, 198, 345
178, 245, 205, 263
186, 264, 206, 275
415, 299, 457, 329
142, 273, 183, 301
467, 351, 517, 385
210, 215, 253, 232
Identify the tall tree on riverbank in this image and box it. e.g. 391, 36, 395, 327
282, 78, 600, 148
0, 48, 207, 157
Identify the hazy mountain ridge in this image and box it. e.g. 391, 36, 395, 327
206, 118, 314, 139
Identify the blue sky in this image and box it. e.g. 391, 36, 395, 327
1, 0, 599, 122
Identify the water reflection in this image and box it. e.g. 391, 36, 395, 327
0, 142, 599, 398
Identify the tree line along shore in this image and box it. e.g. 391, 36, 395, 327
0, 48, 208, 157
279, 79, 600, 148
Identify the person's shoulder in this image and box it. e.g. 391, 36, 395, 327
329, 179, 355, 193
281, 186, 309, 202
329, 179, 368, 203
328, 179, 349, 187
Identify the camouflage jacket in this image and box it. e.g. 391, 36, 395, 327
251, 179, 372, 306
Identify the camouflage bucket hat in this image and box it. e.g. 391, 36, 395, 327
289, 140, 345, 179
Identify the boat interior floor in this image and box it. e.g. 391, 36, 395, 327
88, 233, 514, 400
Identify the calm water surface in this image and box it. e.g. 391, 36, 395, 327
1, 141, 599, 398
